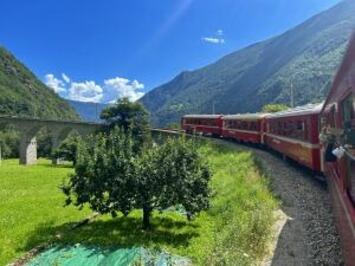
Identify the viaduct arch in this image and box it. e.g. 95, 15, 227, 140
0, 116, 101, 165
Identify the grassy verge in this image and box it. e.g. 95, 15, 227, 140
0, 142, 277, 266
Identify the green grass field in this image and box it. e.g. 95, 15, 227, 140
0, 143, 277, 266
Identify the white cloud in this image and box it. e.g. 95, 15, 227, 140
216, 29, 223, 36
104, 77, 145, 102
68, 81, 103, 103
44, 73, 144, 103
45, 74, 66, 93
62, 73, 70, 83
202, 37, 225, 44
202, 29, 225, 45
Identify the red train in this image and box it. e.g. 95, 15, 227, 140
182, 104, 323, 172
181, 33, 355, 265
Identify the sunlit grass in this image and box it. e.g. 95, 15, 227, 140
0, 159, 90, 265
0, 143, 277, 266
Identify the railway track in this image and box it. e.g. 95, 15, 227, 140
213, 139, 343, 266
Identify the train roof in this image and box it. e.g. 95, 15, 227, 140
267, 103, 323, 118
223, 113, 269, 120
183, 114, 223, 119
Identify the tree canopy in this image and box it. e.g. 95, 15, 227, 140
62, 128, 211, 229
100, 97, 150, 152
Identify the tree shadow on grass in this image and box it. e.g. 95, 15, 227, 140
20, 214, 200, 255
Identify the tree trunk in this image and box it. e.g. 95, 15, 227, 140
142, 205, 151, 230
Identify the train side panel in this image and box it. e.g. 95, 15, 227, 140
320, 33, 355, 265
223, 129, 261, 144
265, 111, 322, 172
265, 133, 321, 172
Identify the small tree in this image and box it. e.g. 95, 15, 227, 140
261, 103, 289, 113
62, 129, 211, 229
100, 98, 150, 152
53, 134, 81, 165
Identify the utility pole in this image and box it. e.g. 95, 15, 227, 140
290, 79, 295, 108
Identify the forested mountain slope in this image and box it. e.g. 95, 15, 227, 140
0, 47, 79, 120
141, 0, 355, 126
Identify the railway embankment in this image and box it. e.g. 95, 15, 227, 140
213, 139, 343, 266
152, 130, 344, 265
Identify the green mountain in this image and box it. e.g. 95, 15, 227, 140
0, 47, 79, 120
141, 0, 355, 126
67, 100, 108, 122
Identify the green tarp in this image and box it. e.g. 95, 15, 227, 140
26, 245, 191, 266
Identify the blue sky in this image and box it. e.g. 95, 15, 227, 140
0, 0, 341, 103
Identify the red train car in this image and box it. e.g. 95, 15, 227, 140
181, 115, 223, 137
264, 103, 323, 172
222, 114, 268, 144
320, 33, 355, 265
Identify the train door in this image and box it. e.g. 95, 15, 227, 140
341, 93, 355, 203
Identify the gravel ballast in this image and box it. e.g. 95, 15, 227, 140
215, 139, 344, 266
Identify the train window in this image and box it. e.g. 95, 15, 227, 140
241, 121, 247, 130
329, 105, 337, 128
342, 94, 354, 125
293, 121, 305, 140
276, 122, 280, 134
250, 122, 256, 131
297, 121, 304, 131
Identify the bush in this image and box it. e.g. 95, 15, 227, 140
0, 128, 20, 158
53, 134, 81, 165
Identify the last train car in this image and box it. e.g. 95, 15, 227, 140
222, 113, 268, 144
264, 103, 323, 172
320, 33, 355, 265
181, 114, 223, 137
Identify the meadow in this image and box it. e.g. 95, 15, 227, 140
0, 143, 277, 265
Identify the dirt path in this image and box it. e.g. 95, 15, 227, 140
214, 139, 344, 266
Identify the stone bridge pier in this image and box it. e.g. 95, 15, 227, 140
0, 116, 101, 165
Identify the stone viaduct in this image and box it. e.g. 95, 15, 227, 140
0, 116, 102, 165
